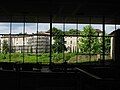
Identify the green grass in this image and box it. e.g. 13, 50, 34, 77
0, 53, 112, 64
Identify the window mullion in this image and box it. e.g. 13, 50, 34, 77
9, 17, 12, 62
103, 16, 105, 63
23, 16, 25, 63
50, 15, 52, 65
36, 18, 38, 63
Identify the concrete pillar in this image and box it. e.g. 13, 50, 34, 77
113, 29, 120, 64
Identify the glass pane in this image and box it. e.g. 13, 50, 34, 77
10, 23, 23, 63
64, 23, 77, 64
25, 23, 37, 34
104, 36, 111, 60
37, 36, 50, 64
105, 24, 115, 61
78, 36, 90, 62
12, 23, 23, 34
65, 36, 77, 63
105, 24, 115, 36
52, 23, 64, 64
90, 36, 103, 62
65, 24, 76, 35
24, 23, 37, 63
0, 23, 10, 34
116, 25, 120, 29
91, 24, 103, 36
0, 37, 10, 62
38, 23, 50, 64
79, 24, 89, 32
38, 23, 50, 32
11, 35, 23, 63
0, 23, 10, 62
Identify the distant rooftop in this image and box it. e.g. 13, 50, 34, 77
95, 29, 103, 33
109, 29, 120, 35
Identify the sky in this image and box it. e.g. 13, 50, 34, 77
0, 23, 120, 34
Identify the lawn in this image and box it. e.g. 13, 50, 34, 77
0, 53, 112, 64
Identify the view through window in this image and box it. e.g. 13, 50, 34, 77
0, 19, 117, 64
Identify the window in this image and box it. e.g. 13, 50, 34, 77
0, 17, 115, 64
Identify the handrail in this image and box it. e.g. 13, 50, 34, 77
75, 67, 102, 80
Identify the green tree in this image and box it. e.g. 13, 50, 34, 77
100, 35, 111, 54
52, 27, 67, 53
2, 40, 9, 54
78, 25, 102, 54
65, 29, 80, 35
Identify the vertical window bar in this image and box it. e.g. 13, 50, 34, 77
115, 24, 116, 30
50, 15, 52, 65
114, 18, 117, 61
76, 17, 79, 63
89, 16, 92, 62
23, 16, 25, 63
63, 17, 65, 63
103, 16, 105, 63
36, 17, 38, 63
9, 16, 12, 62
114, 16, 117, 31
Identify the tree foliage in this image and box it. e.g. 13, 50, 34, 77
2, 40, 9, 54
65, 29, 80, 35
78, 25, 110, 54
52, 27, 67, 53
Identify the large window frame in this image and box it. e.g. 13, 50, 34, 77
0, 16, 116, 64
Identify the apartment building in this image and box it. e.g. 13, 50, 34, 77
0, 29, 103, 53
0, 32, 50, 53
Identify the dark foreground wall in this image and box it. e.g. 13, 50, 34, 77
0, 70, 81, 90
0, 69, 119, 90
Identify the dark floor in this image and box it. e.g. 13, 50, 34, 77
0, 62, 120, 90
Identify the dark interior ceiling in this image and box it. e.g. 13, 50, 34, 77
0, 0, 120, 23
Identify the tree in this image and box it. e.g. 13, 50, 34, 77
100, 35, 111, 54
52, 27, 67, 53
78, 25, 102, 54
2, 40, 9, 54
65, 29, 80, 35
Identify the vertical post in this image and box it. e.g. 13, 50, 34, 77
76, 17, 79, 63
23, 16, 25, 63
63, 17, 65, 63
36, 17, 38, 63
102, 16, 105, 63
89, 16, 92, 62
114, 22, 120, 64
111, 23, 117, 61
50, 15, 52, 65
9, 16, 12, 62
113, 23, 116, 61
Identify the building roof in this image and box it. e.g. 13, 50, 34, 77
0, 28, 103, 38
109, 31, 115, 35
95, 29, 103, 33
109, 29, 120, 35
0, 32, 50, 38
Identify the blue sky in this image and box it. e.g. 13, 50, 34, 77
0, 23, 120, 34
